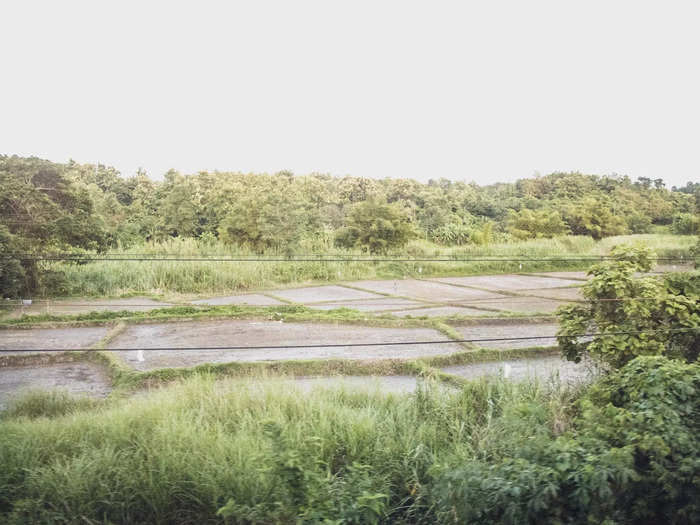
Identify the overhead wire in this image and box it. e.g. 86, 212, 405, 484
1, 327, 698, 353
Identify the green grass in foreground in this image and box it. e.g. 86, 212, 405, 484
2, 357, 698, 524
0, 373, 583, 523
43, 234, 694, 297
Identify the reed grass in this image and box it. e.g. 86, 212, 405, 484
45, 234, 692, 298
0, 373, 583, 523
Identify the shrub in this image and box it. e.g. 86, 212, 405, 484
671, 213, 700, 235
430, 356, 700, 524
557, 245, 700, 368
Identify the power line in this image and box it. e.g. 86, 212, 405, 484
0, 295, 674, 308
0, 255, 691, 263
1, 327, 697, 353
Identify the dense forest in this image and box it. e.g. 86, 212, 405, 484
1, 154, 698, 296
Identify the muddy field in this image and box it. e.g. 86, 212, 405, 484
442, 355, 591, 383
0, 271, 632, 402
0, 326, 109, 354
350, 279, 507, 302
0, 362, 112, 410
107, 320, 466, 370
192, 293, 284, 306
431, 274, 583, 290
271, 285, 382, 303
455, 322, 560, 348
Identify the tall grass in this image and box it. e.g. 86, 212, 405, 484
47, 234, 693, 297
0, 374, 581, 523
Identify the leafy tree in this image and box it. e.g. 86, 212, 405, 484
0, 155, 108, 295
218, 183, 306, 254
159, 170, 200, 238
671, 213, 700, 235
335, 199, 416, 254
505, 208, 569, 239
557, 245, 700, 368
0, 226, 25, 298
562, 198, 627, 239
625, 211, 653, 233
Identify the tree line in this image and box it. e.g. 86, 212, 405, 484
1, 154, 698, 295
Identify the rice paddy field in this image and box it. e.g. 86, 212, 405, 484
1, 233, 697, 524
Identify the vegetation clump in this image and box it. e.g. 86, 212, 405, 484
557, 245, 700, 368
431, 356, 700, 524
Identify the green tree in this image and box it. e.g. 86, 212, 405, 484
671, 213, 700, 235
563, 198, 627, 239
335, 199, 416, 254
0, 226, 25, 298
159, 170, 200, 238
505, 208, 569, 239
557, 245, 700, 368
218, 184, 305, 254
0, 155, 108, 295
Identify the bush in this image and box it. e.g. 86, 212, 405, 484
557, 244, 700, 368
671, 213, 700, 235
430, 356, 700, 524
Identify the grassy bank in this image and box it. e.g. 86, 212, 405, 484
2, 356, 697, 524
0, 373, 582, 523
42, 234, 694, 298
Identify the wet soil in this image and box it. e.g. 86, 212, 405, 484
3, 297, 174, 318
272, 285, 382, 303
0, 326, 110, 354
108, 320, 465, 370
455, 322, 560, 348
350, 279, 506, 301
431, 274, 583, 290
192, 294, 283, 306
442, 355, 590, 383
0, 362, 112, 410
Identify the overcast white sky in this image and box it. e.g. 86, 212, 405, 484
1, 1, 698, 187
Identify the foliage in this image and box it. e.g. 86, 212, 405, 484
217, 422, 389, 523
430, 356, 700, 524
335, 199, 416, 253
671, 212, 700, 235
1, 154, 697, 296
0, 155, 109, 296
3, 359, 698, 523
218, 182, 308, 254
0, 374, 578, 524
557, 245, 700, 368
506, 208, 569, 239
1, 390, 101, 420
562, 198, 627, 240
0, 226, 25, 298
